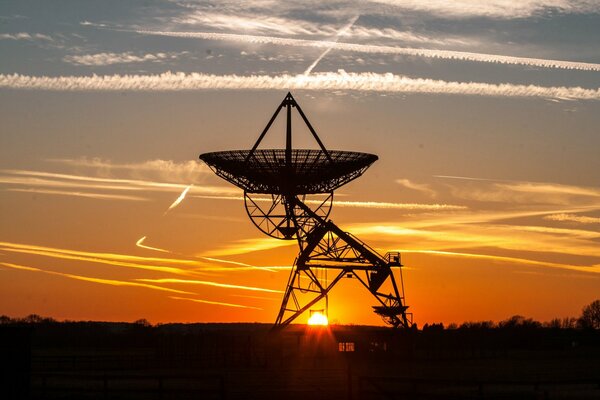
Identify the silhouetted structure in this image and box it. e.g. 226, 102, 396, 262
200, 93, 411, 328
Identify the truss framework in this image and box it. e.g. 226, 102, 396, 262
274, 197, 412, 328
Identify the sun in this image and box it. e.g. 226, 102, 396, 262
307, 311, 329, 326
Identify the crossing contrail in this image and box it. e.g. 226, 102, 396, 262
304, 15, 359, 75
134, 29, 600, 72
164, 184, 192, 214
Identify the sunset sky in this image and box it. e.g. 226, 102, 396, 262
1, 0, 599, 326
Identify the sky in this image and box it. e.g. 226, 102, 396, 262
1, 0, 599, 326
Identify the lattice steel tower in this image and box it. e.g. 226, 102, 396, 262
200, 93, 411, 328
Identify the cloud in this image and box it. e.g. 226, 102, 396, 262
63, 52, 185, 66
136, 278, 283, 293
200, 256, 279, 272
193, 194, 466, 211
497, 182, 600, 198
5, 188, 147, 202
0, 262, 194, 294
0, 240, 284, 274
200, 237, 295, 257
544, 213, 600, 224
0, 241, 197, 275
80, 20, 107, 28
2, 71, 599, 100
435, 175, 600, 205
0, 32, 53, 41
400, 250, 600, 275
327, 200, 465, 210
172, 12, 337, 36
51, 158, 211, 184
368, 0, 600, 19
0, 168, 236, 200
134, 29, 600, 72
396, 178, 436, 197
350, 220, 600, 260
169, 296, 262, 310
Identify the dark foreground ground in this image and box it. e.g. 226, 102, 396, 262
1, 322, 599, 399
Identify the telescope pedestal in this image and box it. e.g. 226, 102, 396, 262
274, 198, 411, 328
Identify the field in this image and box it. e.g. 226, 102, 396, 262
2, 323, 600, 399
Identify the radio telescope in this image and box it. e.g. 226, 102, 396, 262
200, 93, 411, 328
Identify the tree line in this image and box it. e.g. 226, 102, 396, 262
2, 300, 599, 330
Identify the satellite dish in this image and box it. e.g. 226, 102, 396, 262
200, 93, 411, 328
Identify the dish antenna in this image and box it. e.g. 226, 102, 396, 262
200, 93, 411, 328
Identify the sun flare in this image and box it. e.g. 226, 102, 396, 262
307, 311, 329, 326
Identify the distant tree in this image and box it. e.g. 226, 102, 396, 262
0, 315, 12, 324
23, 314, 44, 323
422, 323, 444, 332
578, 300, 600, 329
544, 318, 562, 329
134, 318, 152, 327
22, 314, 56, 324
498, 315, 541, 329
561, 317, 578, 329
459, 321, 494, 330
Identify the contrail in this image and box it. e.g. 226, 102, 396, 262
136, 236, 170, 253
200, 256, 278, 272
544, 213, 600, 224
137, 278, 283, 293
134, 29, 600, 72
164, 184, 192, 214
1, 262, 195, 294
169, 296, 262, 310
193, 194, 466, 210
304, 15, 359, 75
3, 71, 599, 100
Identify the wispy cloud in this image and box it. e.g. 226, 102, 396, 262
327, 200, 465, 211
200, 256, 279, 272
0, 168, 236, 201
350, 220, 600, 262
193, 194, 465, 211
0, 240, 284, 274
0, 241, 197, 275
172, 12, 336, 36
544, 213, 600, 224
136, 278, 283, 293
442, 177, 600, 205
200, 237, 294, 257
0, 32, 53, 41
396, 179, 437, 197
5, 188, 147, 202
369, 0, 600, 19
399, 250, 600, 275
169, 296, 262, 310
0, 262, 194, 294
49, 158, 210, 184
2, 71, 599, 100
63, 52, 186, 66
134, 29, 600, 72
